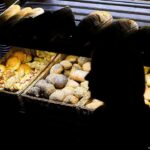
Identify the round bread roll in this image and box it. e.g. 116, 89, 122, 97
66, 79, 79, 88
46, 74, 68, 89
42, 83, 56, 98
6, 56, 21, 71
62, 86, 74, 96
24, 8, 44, 19
80, 81, 89, 90
35, 79, 48, 89
82, 62, 91, 72
17, 64, 31, 77
86, 99, 104, 110
0, 64, 5, 77
77, 57, 91, 66
60, 60, 72, 69
49, 90, 66, 102
0, 5, 21, 23
74, 87, 88, 98
70, 70, 88, 82
64, 70, 71, 77
65, 55, 78, 63
13, 51, 27, 62
50, 63, 63, 74
63, 95, 79, 104
27, 87, 40, 97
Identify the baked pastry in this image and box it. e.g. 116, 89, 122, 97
27, 87, 40, 97
63, 95, 79, 104
66, 79, 79, 88
60, 60, 72, 69
35, 79, 48, 89
85, 99, 104, 110
49, 90, 66, 102
46, 74, 68, 89
62, 86, 74, 97
50, 63, 63, 74
74, 86, 88, 98
82, 62, 91, 72
17, 64, 32, 77
6, 56, 21, 71
65, 55, 78, 63
64, 70, 71, 77
70, 70, 88, 82
0, 64, 5, 77
77, 57, 91, 66
80, 81, 89, 90
0, 5, 21, 23
24, 8, 44, 19
13, 51, 27, 62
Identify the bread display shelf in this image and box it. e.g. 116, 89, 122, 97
21, 54, 104, 115
0, 47, 58, 96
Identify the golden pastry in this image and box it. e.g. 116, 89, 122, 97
65, 55, 78, 63
6, 56, 21, 71
17, 64, 31, 77
13, 51, 27, 63
60, 60, 72, 69
82, 62, 91, 72
49, 90, 66, 102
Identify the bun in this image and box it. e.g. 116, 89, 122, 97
6, 57, 21, 71
60, 60, 72, 69
82, 62, 91, 72
0, 5, 21, 23
17, 64, 31, 77
13, 51, 27, 62
50, 63, 63, 74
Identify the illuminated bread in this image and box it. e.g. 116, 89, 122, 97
62, 86, 74, 96
70, 70, 88, 82
24, 8, 44, 19
80, 81, 89, 90
49, 90, 66, 102
86, 99, 104, 110
7, 7, 32, 25
66, 79, 79, 88
17, 64, 31, 77
0, 5, 21, 23
60, 60, 72, 69
65, 55, 78, 63
46, 74, 68, 89
27, 87, 40, 97
6, 57, 21, 71
144, 88, 150, 100
82, 62, 91, 72
63, 95, 79, 104
13, 51, 27, 62
50, 63, 63, 74
77, 57, 91, 66
74, 86, 88, 98
0, 64, 6, 77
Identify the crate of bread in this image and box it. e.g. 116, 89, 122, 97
22, 54, 104, 113
0, 46, 57, 95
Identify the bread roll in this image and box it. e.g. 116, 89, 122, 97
24, 8, 44, 19
60, 60, 72, 69
70, 70, 88, 82
0, 5, 21, 23
86, 99, 104, 110
35, 79, 48, 89
46, 74, 68, 89
6, 56, 21, 71
64, 70, 71, 77
27, 87, 40, 97
17, 64, 31, 77
65, 55, 78, 63
82, 62, 91, 72
50, 63, 63, 74
80, 81, 89, 90
77, 57, 91, 66
13, 51, 27, 62
66, 79, 79, 88
74, 87, 88, 98
49, 90, 66, 102
63, 95, 79, 104
62, 86, 74, 96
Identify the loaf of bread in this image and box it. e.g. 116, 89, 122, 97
46, 74, 68, 89
60, 60, 72, 69
13, 51, 27, 63
0, 5, 21, 23
70, 70, 88, 82
35, 79, 48, 89
17, 64, 31, 77
66, 79, 79, 88
50, 63, 63, 74
77, 57, 91, 66
6, 56, 21, 71
65, 55, 78, 63
85, 99, 104, 110
49, 90, 66, 102
82, 62, 91, 72
62, 86, 74, 96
